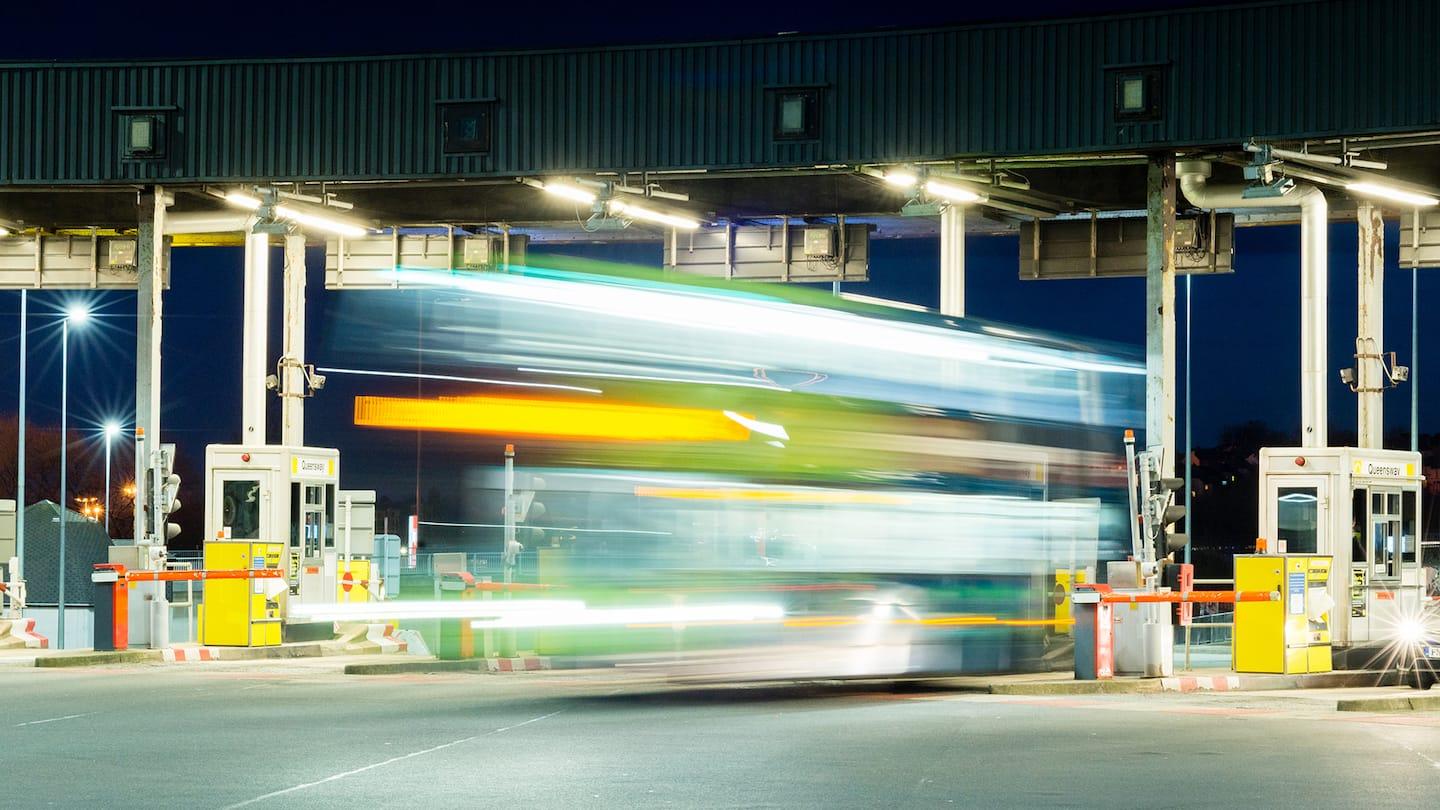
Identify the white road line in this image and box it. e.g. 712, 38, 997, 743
223, 710, 564, 809
14, 711, 99, 727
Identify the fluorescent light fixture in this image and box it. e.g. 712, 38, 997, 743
1346, 181, 1439, 208
540, 182, 599, 205
273, 204, 367, 237
65, 303, 91, 325
609, 200, 700, 230
219, 189, 368, 236
224, 191, 263, 209
924, 179, 985, 204
883, 171, 919, 188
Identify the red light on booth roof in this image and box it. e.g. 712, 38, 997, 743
1294, 456, 1306, 467
241, 453, 251, 462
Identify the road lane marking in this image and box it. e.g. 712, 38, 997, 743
14, 711, 99, 727
223, 709, 564, 808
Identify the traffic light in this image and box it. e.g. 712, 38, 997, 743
1150, 475, 1187, 557
147, 443, 182, 542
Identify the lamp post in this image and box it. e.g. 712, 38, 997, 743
103, 422, 121, 536
56, 303, 90, 649
15, 290, 26, 585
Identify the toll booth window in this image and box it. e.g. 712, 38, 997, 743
1372, 490, 1400, 579
1276, 487, 1318, 554
222, 480, 261, 539
1402, 491, 1417, 565
1351, 489, 1367, 566
325, 484, 336, 550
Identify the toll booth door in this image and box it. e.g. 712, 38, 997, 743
1265, 476, 1330, 640
213, 473, 270, 542
1362, 488, 1419, 641
1265, 476, 1328, 556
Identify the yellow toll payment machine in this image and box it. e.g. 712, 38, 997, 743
200, 541, 285, 646
1233, 554, 1333, 673
204, 445, 343, 619
1257, 447, 1431, 652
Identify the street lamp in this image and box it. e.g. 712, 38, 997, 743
103, 421, 121, 536
56, 303, 91, 649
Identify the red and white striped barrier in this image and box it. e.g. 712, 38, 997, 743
0, 618, 50, 649
485, 656, 550, 673
163, 647, 220, 663
336, 622, 409, 654
366, 623, 408, 654
1160, 675, 1240, 692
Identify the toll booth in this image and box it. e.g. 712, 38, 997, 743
204, 445, 342, 618
1258, 447, 1428, 650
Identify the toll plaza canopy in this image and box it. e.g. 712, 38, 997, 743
0, 0, 1438, 233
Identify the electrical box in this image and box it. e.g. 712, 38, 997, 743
373, 534, 402, 599
460, 237, 491, 268
204, 445, 341, 618
106, 239, 138, 269
336, 490, 376, 602
803, 226, 835, 258
1233, 554, 1333, 673
0, 495, 15, 570
199, 541, 285, 646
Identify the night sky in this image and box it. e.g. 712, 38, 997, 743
1, 0, 1432, 532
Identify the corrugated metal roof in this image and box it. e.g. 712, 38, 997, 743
1, 0, 1436, 185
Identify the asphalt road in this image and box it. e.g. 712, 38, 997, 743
2, 659, 1438, 808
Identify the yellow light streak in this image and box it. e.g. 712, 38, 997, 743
354, 394, 752, 442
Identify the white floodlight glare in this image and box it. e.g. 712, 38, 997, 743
609, 200, 700, 230
103, 421, 122, 438
1346, 181, 1440, 208
65, 303, 91, 325
539, 181, 599, 205
1397, 618, 1426, 646
924, 179, 985, 204
224, 191, 263, 209
0, 226, 9, 236
882, 170, 920, 188
220, 190, 368, 236
273, 204, 367, 237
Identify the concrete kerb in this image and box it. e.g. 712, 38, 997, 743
980, 669, 1396, 696
31, 640, 344, 668
344, 658, 485, 675
1337, 693, 1440, 712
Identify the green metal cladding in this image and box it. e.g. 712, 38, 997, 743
1, 0, 1435, 185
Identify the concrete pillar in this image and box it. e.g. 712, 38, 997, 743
281, 233, 307, 447
1145, 156, 1177, 474
242, 231, 270, 445
939, 205, 965, 317
1357, 202, 1384, 448
1299, 191, 1329, 448
134, 189, 168, 545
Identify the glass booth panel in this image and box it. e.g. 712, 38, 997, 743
1277, 487, 1319, 554
221, 479, 262, 539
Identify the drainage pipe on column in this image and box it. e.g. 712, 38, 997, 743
1177, 160, 1329, 448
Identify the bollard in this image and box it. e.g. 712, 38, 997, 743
91, 563, 129, 651
1072, 585, 1113, 680
437, 571, 475, 661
